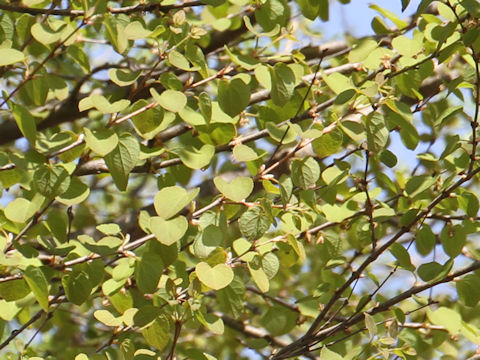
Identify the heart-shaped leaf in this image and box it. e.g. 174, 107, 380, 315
154, 186, 199, 219
213, 176, 253, 201
196, 262, 234, 290
150, 216, 188, 245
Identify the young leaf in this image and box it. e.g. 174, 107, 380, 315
196, 262, 234, 290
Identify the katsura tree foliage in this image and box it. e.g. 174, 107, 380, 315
1, 0, 480, 359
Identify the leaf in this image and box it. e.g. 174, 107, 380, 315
151, 88, 187, 113
56, 177, 90, 206
150, 216, 188, 246
213, 176, 253, 201
261, 305, 298, 336
87, 95, 130, 114
23, 266, 49, 312
248, 256, 269, 292
168, 50, 191, 70
104, 133, 140, 191
5, 198, 37, 223
233, 144, 261, 161
109, 68, 141, 86
239, 207, 270, 240
196, 262, 234, 290
124, 21, 152, 40
365, 112, 389, 153
217, 276, 245, 317
94, 309, 123, 327
31, 22, 64, 45
389, 243, 415, 271
33, 164, 71, 198
11, 103, 37, 145
62, 271, 92, 305
193, 225, 223, 258
323, 72, 353, 95
369, 4, 408, 29
415, 225, 435, 256
320, 347, 343, 360
427, 307, 462, 334
136, 252, 164, 294
217, 78, 250, 117
0, 279, 30, 301
0, 48, 25, 66
364, 313, 377, 336
177, 144, 215, 169
290, 157, 320, 189
312, 127, 343, 157
154, 186, 199, 219
418, 260, 453, 282
392, 35, 423, 57
142, 316, 171, 350
456, 274, 480, 307
270, 63, 296, 106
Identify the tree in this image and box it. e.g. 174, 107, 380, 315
0, 0, 479, 358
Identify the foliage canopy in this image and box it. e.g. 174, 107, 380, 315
1, 0, 480, 359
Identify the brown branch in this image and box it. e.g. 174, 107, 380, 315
0, 1, 204, 17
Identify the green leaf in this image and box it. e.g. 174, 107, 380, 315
270, 63, 296, 106
456, 274, 480, 307
233, 144, 261, 161
389, 243, 415, 271
364, 313, 377, 336
369, 4, 408, 28
312, 127, 343, 157
323, 72, 353, 95
11, 103, 37, 145
109, 68, 141, 87
177, 144, 215, 169
193, 225, 223, 258
217, 276, 245, 317
0, 48, 25, 66
213, 176, 253, 201
94, 309, 123, 327
104, 133, 140, 191
33, 164, 71, 198
427, 307, 462, 334
0, 279, 30, 301
151, 88, 187, 113
150, 216, 188, 246
154, 186, 199, 219
248, 255, 270, 292
392, 35, 423, 57
5, 198, 37, 223
460, 0, 480, 17
23, 266, 49, 312
440, 224, 466, 258
261, 305, 298, 336
142, 316, 171, 350
56, 177, 90, 206
415, 225, 436, 256
168, 50, 191, 70
62, 271, 92, 305
84, 95, 131, 114
96, 223, 121, 235
290, 157, 320, 190
320, 347, 343, 360
196, 262, 234, 290
31, 22, 64, 45
255, 0, 290, 32
124, 21, 152, 40
418, 260, 453, 282
217, 78, 250, 117
136, 252, 164, 294
365, 112, 389, 153
239, 207, 270, 241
